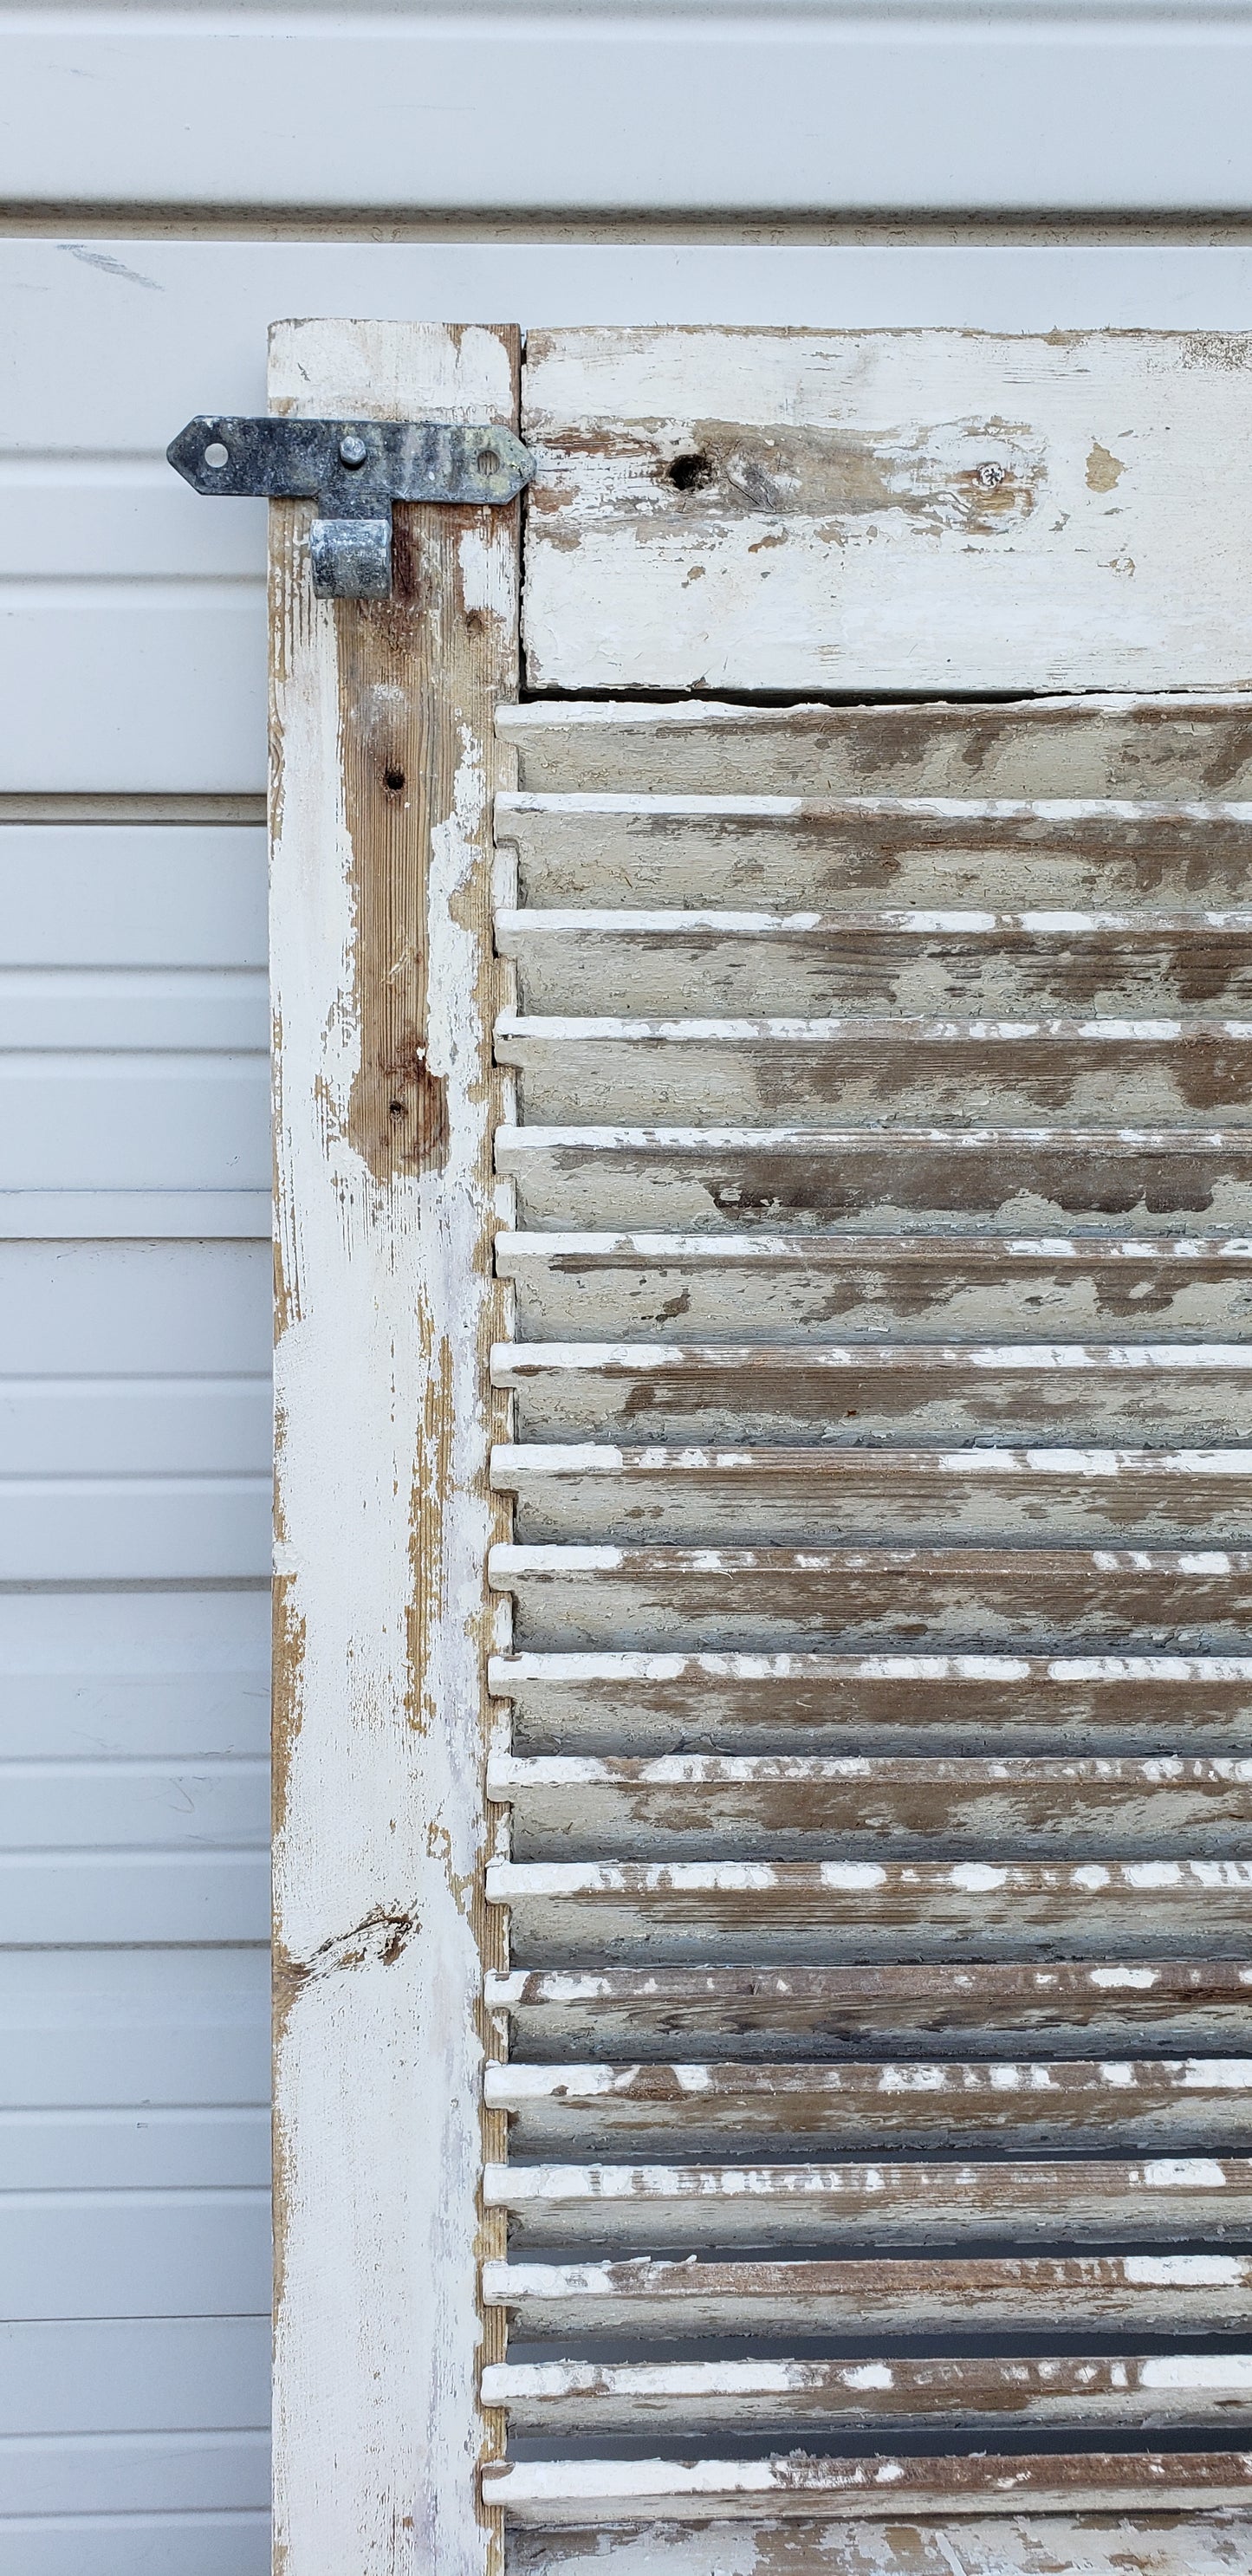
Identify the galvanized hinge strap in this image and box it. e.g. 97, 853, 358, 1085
166, 414, 535, 598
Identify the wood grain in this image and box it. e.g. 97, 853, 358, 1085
268, 318, 519, 2576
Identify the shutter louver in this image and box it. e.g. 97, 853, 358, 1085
479, 695, 1252, 2558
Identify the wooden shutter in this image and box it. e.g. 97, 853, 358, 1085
481, 334, 1252, 2572
272, 326, 1252, 2576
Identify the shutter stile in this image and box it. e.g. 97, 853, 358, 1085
481, 698, 1252, 2551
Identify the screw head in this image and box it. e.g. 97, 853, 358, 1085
339, 433, 368, 469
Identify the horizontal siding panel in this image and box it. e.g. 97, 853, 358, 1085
0, 2317, 269, 2436
0, 597, 266, 795
0, 2430, 269, 2515
0, 1380, 269, 1476
0, 475, 263, 583
0, 1852, 269, 1947
0, 1590, 269, 1760
0, 1058, 268, 1193
0, 2511, 269, 2576
0, 2110, 269, 2192
0, 2190, 270, 2321
0, 969, 268, 1052
0, 1476, 271, 1582
0, 1244, 271, 1377
2, 1758, 268, 1853
0, 1190, 271, 1238
0, 1949, 269, 2108
0, 827, 266, 968
5, 20, 1252, 211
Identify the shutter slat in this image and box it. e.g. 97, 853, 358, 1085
492, 1543, 1252, 1648
484, 2350, 1252, 2436
486, 2452, 1252, 2526
496, 1230, 1252, 1342
483, 694, 1252, 2534
485, 2158, 1252, 2249
485, 1963, 1252, 2058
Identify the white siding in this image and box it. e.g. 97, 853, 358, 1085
7, 21, 1252, 2549
0, 801, 271, 2565
4, 7, 1252, 212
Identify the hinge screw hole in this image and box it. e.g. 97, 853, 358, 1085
203, 441, 229, 470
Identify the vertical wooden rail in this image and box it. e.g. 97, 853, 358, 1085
268, 320, 520, 2576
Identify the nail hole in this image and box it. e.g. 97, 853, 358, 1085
477, 448, 499, 477
203, 441, 229, 470
669, 451, 713, 492
389, 1100, 406, 1117
383, 767, 405, 793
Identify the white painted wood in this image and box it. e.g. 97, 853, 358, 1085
496, 700, 1252, 798
14, 245, 1252, 793
505, 2511, 1252, 2576
491, 1535, 1252, 1651
5, 16, 1252, 211
487, 2344, 1252, 2434
496, 1229, 1252, 1344
489, 2452, 1252, 2526
483, 2155, 1252, 2249
523, 330, 1252, 691
269, 317, 519, 2576
490, 1646, 1252, 1774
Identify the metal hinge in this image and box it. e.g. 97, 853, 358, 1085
166, 413, 535, 598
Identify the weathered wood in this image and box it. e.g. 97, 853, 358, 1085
497, 1123, 1252, 1234
490, 1856, 1252, 1966
490, 1650, 1252, 1758
487, 2054, 1252, 2153
486, 2346, 1252, 2436
495, 1340, 1252, 1447
492, 2450, 1252, 2526
505, 2508, 1252, 2576
497, 698, 1252, 800
493, 1443, 1252, 1548
521, 331, 1252, 693
498, 1018, 1252, 1127
497, 1230, 1252, 1345
497, 905, 1252, 1016
497, 789, 1252, 910
488, 1751, 1252, 1861
269, 319, 520, 2576
485, 1962, 1252, 2060
483, 2252, 1252, 2339
492, 1541, 1252, 1651
483, 2155, 1252, 2251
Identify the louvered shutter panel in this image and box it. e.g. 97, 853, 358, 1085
478, 334, 1252, 2569
270, 325, 1252, 2576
